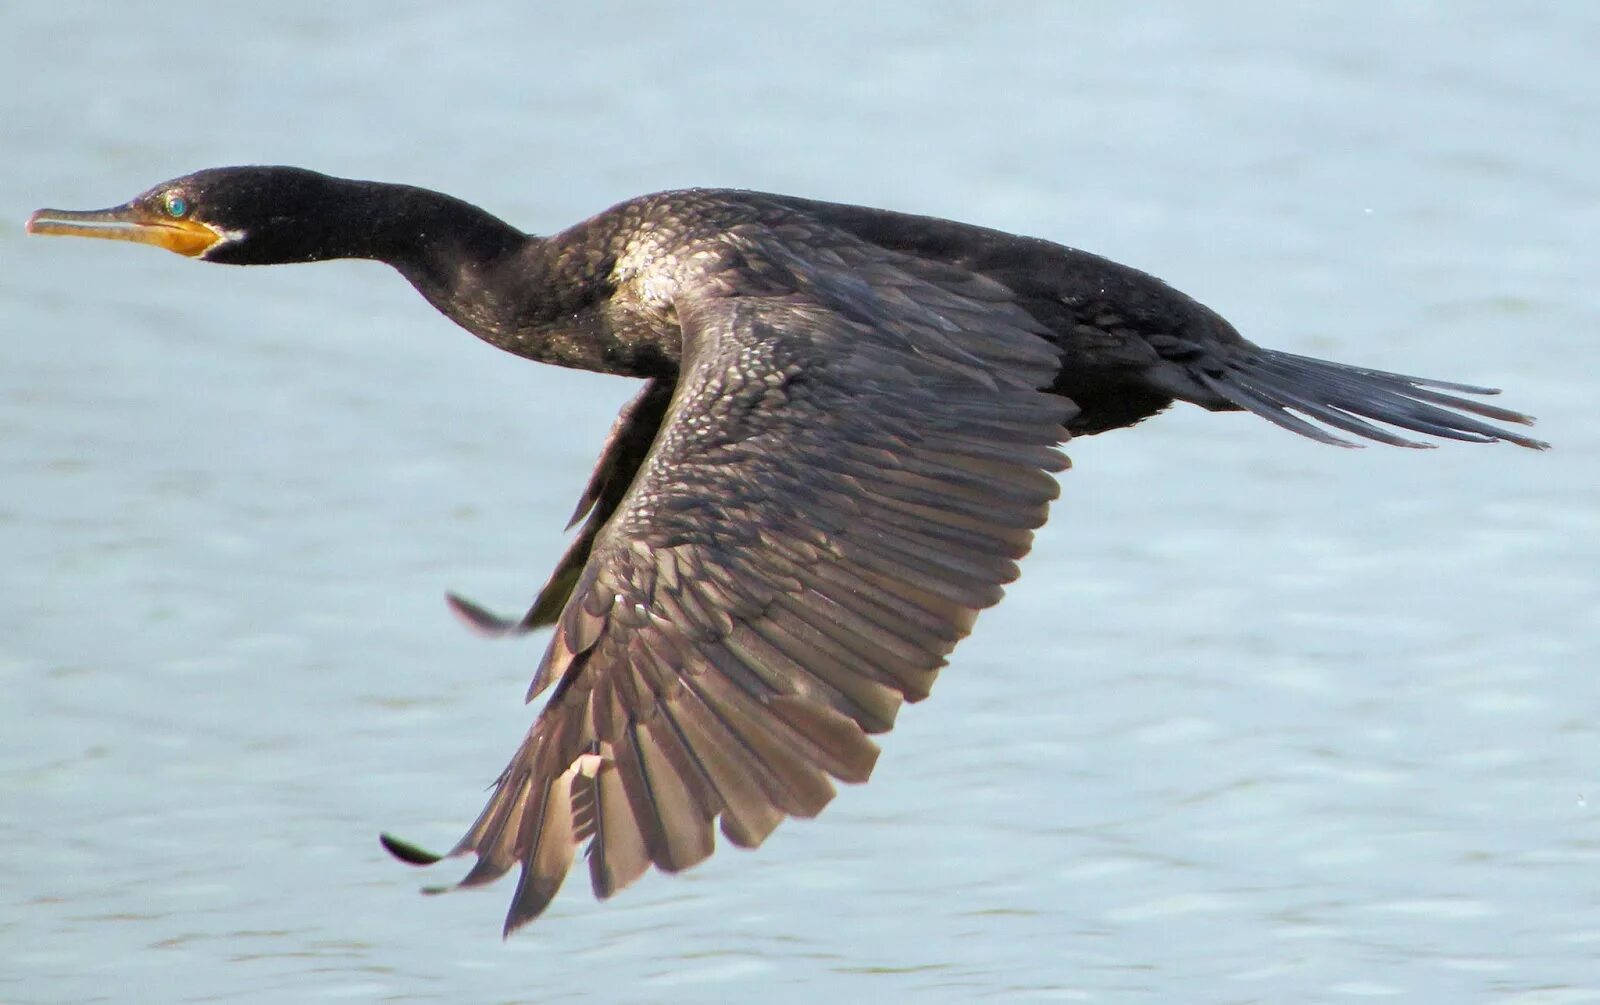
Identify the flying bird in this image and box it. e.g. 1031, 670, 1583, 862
29, 168, 1546, 934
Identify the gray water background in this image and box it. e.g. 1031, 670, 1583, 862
3, 3, 1596, 1002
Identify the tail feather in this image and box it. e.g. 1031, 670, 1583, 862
1202, 348, 1547, 450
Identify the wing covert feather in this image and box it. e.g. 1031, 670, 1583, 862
404, 224, 1074, 933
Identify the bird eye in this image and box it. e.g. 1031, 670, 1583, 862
164, 193, 189, 218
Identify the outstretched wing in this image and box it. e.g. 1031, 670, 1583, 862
391, 227, 1076, 934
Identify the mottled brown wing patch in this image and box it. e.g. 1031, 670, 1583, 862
393, 223, 1074, 935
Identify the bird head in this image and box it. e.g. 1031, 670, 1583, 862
28, 166, 349, 265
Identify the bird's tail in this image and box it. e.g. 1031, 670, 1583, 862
1193, 348, 1547, 449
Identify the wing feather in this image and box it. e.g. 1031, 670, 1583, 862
389, 222, 1072, 933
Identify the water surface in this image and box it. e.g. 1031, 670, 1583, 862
3, 4, 1597, 1002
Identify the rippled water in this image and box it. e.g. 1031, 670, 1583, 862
4, 4, 1597, 1002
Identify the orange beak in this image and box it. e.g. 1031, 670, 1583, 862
27, 203, 225, 258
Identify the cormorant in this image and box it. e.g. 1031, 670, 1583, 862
28, 167, 1546, 934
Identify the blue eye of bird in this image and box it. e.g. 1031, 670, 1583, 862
164, 194, 188, 218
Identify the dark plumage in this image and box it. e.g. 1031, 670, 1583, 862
29, 167, 1546, 934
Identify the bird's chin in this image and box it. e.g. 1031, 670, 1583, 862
26, 204, 228, 258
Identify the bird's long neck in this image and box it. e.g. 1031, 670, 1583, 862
320, 182, 546, 339
326, 180, 658, 374
309, 178, 664, 377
